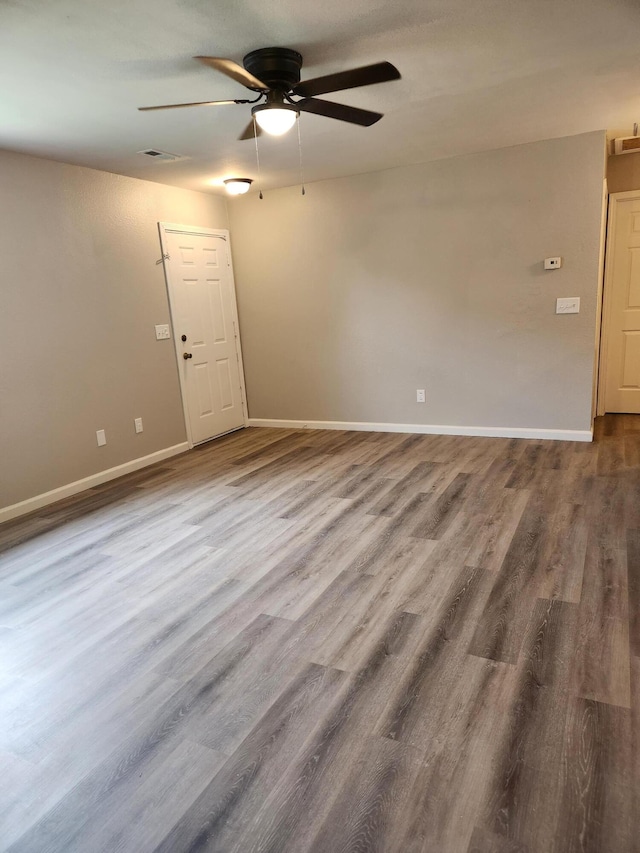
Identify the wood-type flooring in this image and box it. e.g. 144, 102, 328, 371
0, 415, 638, 852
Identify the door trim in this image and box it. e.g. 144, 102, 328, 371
596, 189, 640, 416
158, 222, 249, 448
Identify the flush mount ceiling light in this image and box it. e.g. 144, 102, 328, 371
223, 178, 253, 195
251, 102, 299, 136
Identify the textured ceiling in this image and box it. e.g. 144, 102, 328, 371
0, 0, 638, 193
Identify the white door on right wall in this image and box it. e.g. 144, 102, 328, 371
602, 192, 640, 413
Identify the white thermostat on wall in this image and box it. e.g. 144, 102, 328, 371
544, 257, 562, 270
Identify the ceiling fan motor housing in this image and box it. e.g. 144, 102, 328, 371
243, 47, 303, 91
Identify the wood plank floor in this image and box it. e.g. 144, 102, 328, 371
0, 414, 638, 852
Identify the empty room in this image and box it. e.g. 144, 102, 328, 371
0, 0, 639, 851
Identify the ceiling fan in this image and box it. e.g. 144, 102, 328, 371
138, 47, 401, 139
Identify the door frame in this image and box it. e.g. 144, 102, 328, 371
596, 189, 640, 416
158, 222, 249, 448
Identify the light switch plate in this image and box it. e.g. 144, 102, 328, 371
545, 257, 562, 270
556, 297, 580, 314
155, 324, 171, 340
96, 429, 107, 447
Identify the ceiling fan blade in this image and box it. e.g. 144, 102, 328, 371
292, 61, 400, 98
296, 97, 382, 127
194, 56, 268, 91
138, 99, 241, 111
238, 120, 263, 141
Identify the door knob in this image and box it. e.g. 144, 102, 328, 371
183, 352, 193, 360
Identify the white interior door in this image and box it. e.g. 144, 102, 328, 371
160, 224, 247, 445
601, 192, 640, 414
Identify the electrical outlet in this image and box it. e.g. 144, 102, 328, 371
416, 389, 426, 403
155, 324, 171, 340
134, 417, 143, 434
96, 429, 106, 447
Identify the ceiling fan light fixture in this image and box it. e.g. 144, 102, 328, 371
223, 178, 253, 195
252, 103, 299, 136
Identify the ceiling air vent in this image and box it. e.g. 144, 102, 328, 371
137, 149, 181, 162
612, 137, 640, 155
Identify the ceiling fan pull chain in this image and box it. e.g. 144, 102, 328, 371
252, 116, 264, 199
297, 115, 306, 196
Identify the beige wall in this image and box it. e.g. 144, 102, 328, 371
607, 152, 640, 193
228, 131, 606, 433
1, 131, 607, 511
1, 150, 228, 509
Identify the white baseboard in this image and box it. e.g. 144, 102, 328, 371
247, 418, 593, 443
0, 442, 190, 524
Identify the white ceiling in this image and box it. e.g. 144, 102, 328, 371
1, 0, 639, 194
